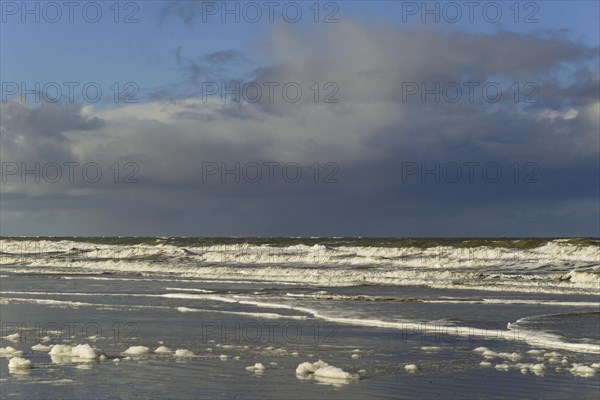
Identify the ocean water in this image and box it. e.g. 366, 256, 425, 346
0, 237, 599, 399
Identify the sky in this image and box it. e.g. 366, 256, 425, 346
0, 0, 599, 237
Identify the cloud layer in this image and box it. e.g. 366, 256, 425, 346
1, 20, 598, 236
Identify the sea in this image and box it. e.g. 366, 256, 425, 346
1, 237, 599, 399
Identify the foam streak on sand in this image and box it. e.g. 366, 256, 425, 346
0, 296, 175, 312
2, 289, 598, 355
287, 292, 600, 307
167, 294, 600, 354
512, 329, 600, 354
8, 289, 594, 309
176, 306, 307, 320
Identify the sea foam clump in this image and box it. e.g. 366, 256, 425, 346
482, 350, 498, 358
175, 349, 195, 358
123, 346, 150, 356
0, 346, 23, 357
569, 364, 597, 377
8, 357, 33, 371
246, 363, 266, 372
296, 360, 330, 375
498, 352, 522, 361
72, 344, 99, 359
49, 344, 101, 363
296, 360, 359, 382
404, 364, 418, 373
154, 346, 173, 354
50, 344, 100, 359
529, 363, 546, 376
314, 365, 359, 380
32, 344, 53, 352
4, 333, 21, 342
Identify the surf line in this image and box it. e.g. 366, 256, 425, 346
168, 294, 600, 354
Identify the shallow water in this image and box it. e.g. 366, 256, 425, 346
1, 238, 599, 399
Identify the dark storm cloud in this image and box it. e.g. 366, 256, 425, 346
2, 101, 104, 138
250, 25, 596, 110
1, 21, 598, 236
0, 101, 105, 164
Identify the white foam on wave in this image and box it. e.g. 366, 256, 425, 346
6, 263, 594, 294
60, 276, 305, 286
1, 297, 100, 308
3, 239, 598, 294
4, 291, 597, 356
420, 346, 442, 352
1, 296, 173, 312
175, 305, 307, 320
217, 296, 506, 338
1, 290, 158, 299
509, 316, 600, 354
563, 269, 600, 288
164, 293, 238, 303
174, 294, 600, 355
165, 287, 215, 293
35, 379, 76, 385
288, 291, 600, 307
526, 349, 543, 355
3, 293, 308, 323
